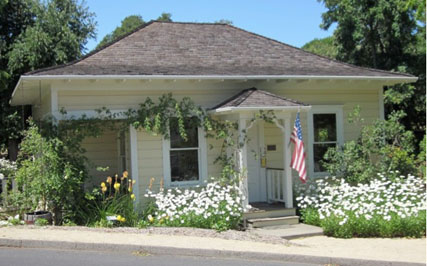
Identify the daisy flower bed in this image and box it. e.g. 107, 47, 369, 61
296, 173, 426, 238
143, 180, 244, 232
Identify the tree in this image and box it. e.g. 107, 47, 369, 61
318, 0, 426, 144
95, 13, 172, 50
95, 15, 144, 49
0, 0, 96, 158
301, 36, 337, 59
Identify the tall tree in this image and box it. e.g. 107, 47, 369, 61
319, 0, 426, 143
301, 36, 337, 59
0, 0, 96, 158
96, 12, 172, 50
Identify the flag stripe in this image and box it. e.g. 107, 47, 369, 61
290, 112, 307, 183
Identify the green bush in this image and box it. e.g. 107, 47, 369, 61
323, 111, 417, 184
10, 121, 89, 224
303, 210, 426, 238
35, 218, 49, 226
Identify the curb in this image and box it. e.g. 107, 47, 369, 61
0, 238, 423, 266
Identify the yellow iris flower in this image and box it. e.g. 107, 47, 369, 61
113, 183, 120, 191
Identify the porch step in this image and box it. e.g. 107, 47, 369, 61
247, 216, 299, 228
243, 208, 296, 220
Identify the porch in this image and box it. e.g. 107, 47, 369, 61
210, 88, 311, 210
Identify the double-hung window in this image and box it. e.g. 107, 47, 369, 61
308, 106, 343, 177
163, 118, 207, 186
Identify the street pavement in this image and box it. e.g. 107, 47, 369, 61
0, 227, 425, 266
0, 247, 319, 266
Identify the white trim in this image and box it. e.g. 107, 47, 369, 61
199, 127, 208, 184
162, 136, 171, 188
307, 106, 344, 178
210, 106, 311, 114
11, 74, 416, 105
238, 117, 249, 208
162, 124, 207, 188
378, 87, 385, 120
18, 74, 419, 81
275, 113, 293, 208
129, 126, 139, 207
257, 120, 266, 202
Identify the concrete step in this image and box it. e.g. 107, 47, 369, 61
251, 224, 324, 239
243, 208, 296, 220
247, 216, 299, 228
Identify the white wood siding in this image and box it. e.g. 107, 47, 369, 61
52, 79, 382, 205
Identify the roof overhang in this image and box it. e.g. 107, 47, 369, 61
11, 74, 418, 106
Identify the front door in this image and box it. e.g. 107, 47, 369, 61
247, 121, 267, 203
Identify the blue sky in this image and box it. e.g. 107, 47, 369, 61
84, 0, 335, 52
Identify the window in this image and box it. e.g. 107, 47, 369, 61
163, 118, 207, 186
308, 106, 343, 176
313, 114, 337, 172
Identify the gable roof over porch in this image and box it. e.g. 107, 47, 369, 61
210, 88, 310, 113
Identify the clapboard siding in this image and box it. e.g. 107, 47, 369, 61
82, 130, 119, 189
54, 79, 383, 206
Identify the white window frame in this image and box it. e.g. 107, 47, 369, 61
162, 123, 208, 188
307, 105, 344, 178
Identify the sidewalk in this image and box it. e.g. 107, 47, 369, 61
0, 226, 425, 265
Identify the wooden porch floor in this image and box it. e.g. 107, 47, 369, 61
246, 202, 289, 213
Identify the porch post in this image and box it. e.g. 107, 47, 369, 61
129, 125, 140, 207
238, 117, 249, 209
283, 115, 293, 208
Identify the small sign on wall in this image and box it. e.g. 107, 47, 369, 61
267, 145, 276, 151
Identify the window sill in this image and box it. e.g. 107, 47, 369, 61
169, 181, 203, 188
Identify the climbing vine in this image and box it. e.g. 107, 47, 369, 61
42, 93, 278, 183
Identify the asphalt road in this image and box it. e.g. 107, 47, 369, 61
0, 247, 320, 266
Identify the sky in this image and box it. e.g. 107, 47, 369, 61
84, 0, 336, 52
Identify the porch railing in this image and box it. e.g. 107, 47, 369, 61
266, 168, 285, 203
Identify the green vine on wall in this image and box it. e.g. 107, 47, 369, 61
51, 93, 278, 182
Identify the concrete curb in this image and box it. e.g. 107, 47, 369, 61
0, 238, 423, 266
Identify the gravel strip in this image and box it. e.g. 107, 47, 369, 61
9, 225, 291, 246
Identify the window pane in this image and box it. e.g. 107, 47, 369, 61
170, 150, 199, 182
313, 143, 336, 172
170, 118, 198, 148
314, 114, 336, 142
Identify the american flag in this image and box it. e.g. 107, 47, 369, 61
291, 112, 307, 183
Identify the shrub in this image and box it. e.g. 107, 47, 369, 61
296, 173, 426, 238
78, 171, 139, 227
35, 218, 49, 226
323, 111, 417, 184
143, 179, 244, 231
10, 121, 89, 224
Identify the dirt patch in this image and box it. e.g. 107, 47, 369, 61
12, 225, 291, 245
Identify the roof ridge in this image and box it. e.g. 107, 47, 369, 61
256, 89, 307, 106
235, 87, 256, 107
224, 24, 414, 78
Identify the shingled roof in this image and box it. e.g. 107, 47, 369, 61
211, 88, 309, 112
27, 21, 413, 78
